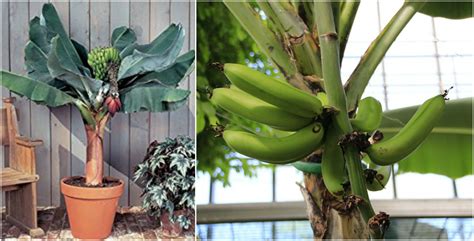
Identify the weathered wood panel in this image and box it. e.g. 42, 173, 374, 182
1, 0, 195, 207
170, 2, 191, 138
50, 0, 71, 207
110, 0, 131, 207
129, 1, 150, 206
1, 1, 11, 208
29, 0, 51, 207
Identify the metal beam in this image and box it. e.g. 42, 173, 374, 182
197, 199, 473, 224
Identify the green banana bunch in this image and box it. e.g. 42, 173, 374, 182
363, 156, 391, 191
321, 125, 348, 197
223, 123, 325, 164
211, 88, 313, 131
223, 64, 323, 118
366, 94, 446, 165
350, 97, 383, 132
87, 47, 121, 80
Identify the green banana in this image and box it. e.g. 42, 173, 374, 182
291, 161, 322, 174
211, 88, 313, 131
87, 47, 121, 80
223, 64, 323, 118
364, 156, 391, 191
321, 124, 348, 197
223, 123, 324, 164
351, 97, 383, 132
366, 94, 446, 165
316, 92, 328, 106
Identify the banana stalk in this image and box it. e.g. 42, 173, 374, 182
314, 2, 380, 238
74, 100, 96, 128
267, 2, 322, 77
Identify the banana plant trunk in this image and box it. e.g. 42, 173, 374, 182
303, 175, 370, 239
85, 115, 110, 185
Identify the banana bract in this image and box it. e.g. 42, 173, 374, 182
223, 64, 323, 118
87, 47, 121, 80
212, 88, 313, 131
366, 95, 446, 165
351, 97, 382, 132
223, 123, 324, 164
321, 125, 348, 197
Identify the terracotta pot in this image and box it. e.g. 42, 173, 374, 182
160, 209, 193, 238
60, 177, 124, 239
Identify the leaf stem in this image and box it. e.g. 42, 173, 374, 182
338, 0, 360, 61
314, 2, 382, 238
344, 1, 426, 112
224, 1, 312, 92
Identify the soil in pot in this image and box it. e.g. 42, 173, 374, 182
61, 176, 124, 239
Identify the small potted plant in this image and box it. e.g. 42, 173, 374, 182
134, 136, 196, 237
0, 4, 194, 239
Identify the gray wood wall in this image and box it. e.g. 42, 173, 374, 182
0, 0, 195, 207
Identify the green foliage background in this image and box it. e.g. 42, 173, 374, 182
196, 2, 279, 185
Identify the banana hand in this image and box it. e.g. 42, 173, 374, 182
366, 94, 446, 165
212, 88, 313, 131
224, 64, 323, 118
223, 123, 324, 164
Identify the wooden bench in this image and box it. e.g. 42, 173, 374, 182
1, 97, 44, 237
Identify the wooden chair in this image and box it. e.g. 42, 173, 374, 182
1, 97, 44, 237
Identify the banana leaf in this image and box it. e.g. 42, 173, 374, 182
111, 26, 137, 52
29, 17, 51, 53
25, 41, 53, 83
417, 1, 472, 19
119, 82, 190, 113
118, 24, 185, 80
40, 3, 84, 68
0, 71, 76, 107
47, 36, 100, 101
121, 50, 195, 91
379, 97, 473, 179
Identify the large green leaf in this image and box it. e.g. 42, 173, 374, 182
121, 50, 195, 91
149, 50, 195, 86
24, 41, 54, 83
111, 26, 137, 52
417, 1, 472, 19
119, 82, 190, 113
118, 24, 185, 80
47, 36, 101, 102
0, 71, 76, 107
41, 3, 84, 68
29, 17, 51, 53
379, 97, 473, 179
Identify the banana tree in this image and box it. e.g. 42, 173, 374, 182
208, 1, 472, 239
0, 4, 195, 186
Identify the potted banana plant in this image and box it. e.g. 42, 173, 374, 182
0, 4, 194, 239
199, 1, 471, 239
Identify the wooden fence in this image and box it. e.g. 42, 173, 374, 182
0, 0, 195, 207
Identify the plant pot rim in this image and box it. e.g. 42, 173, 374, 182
60, 176, 124, 200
